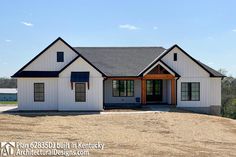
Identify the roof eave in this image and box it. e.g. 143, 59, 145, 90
12, 37, 79, 78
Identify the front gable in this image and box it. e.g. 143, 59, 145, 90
143, 60, 180, 77
148, 64, 169, 74
139, 45, 218, 78
12, 37, 106, 78
59, 57, 102, 78
12, 37, 79, 78
23, 38, 78, 71
161, 46, 210, 77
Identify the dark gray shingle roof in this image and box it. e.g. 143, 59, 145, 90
74, 46, 224, 77
74, 47, 166, 76
197, 61, 225, 77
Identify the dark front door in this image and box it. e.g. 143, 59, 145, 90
146, 80, 163, 102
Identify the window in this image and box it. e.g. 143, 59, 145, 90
174, 53, 177, 61
75, 83, 86, 102
181, 82, 200, 101
57, 52, 64, 62
126, 80, 134, 96
34, 83, 44, 102
112, 80, 134, 97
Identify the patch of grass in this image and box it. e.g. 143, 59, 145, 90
0, 101, 17, 105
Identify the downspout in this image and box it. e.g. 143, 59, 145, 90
175, 77, 180, 106
103, 77, 108, 110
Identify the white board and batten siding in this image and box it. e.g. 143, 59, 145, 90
17, 78, 58, 110
24, 40, 77, 71
17, 39, 104, 111
162, 47, 221, 108
104, 80, 141, 104
176, 77, 221, 108
104, 80, 171, 104
58, 57, 103, 111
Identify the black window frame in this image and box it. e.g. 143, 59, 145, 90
181, 82, 200, 101
75, 83, 86, 102
57, 51, 64, 62
112, 80, 134, 97
34, 83, 45, 102
174, 53, 177, 61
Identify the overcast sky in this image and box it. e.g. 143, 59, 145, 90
0, 0, 236, 77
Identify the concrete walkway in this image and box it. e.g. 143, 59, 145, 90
102, 105, 171, 114
0, 106, 18, 112
101, 110, 168, 115
0, 105, 173, 115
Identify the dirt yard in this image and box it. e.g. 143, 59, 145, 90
0, 112, 236, 157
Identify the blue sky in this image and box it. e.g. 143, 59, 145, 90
0, 0, 236, 77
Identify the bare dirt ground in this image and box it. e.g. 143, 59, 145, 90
0, 112, 236, 157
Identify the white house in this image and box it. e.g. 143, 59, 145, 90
12, 37, 224, 114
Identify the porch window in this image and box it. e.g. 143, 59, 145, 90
75, 83, 86, 102
34, 83, 44, 102
112, 80, 134, 97
181, 82, 200, 101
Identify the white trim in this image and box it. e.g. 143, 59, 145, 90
137, 49, 167, 76
59, 57, 103, 78
143, 61, 176, 76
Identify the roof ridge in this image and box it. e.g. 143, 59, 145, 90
74, 46, 166, 49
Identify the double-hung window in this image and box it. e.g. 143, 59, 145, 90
75, 83, 86, 102
112, 80, 134, 97
34, 83, 44, 102
181, 82, 200, 101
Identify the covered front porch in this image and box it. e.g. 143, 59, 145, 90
140, 60, 179, 105
104, 61, 179, 108
141, 74, 177, 105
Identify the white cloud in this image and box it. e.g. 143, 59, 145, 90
5, 39, 11, 42
21, 21, 33, 27
119, 24, 139, 30
232, 29, 236, 32
153, 26, 158, 30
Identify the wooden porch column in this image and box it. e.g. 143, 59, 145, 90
171, 79, 176, 105
141, 79, 146, 104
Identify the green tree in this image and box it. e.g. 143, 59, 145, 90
220, 69, 236, 119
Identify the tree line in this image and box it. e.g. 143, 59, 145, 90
0, 77, 16, 88
219, 70, 236, 119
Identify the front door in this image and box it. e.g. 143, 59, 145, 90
146, 80, 163, 102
